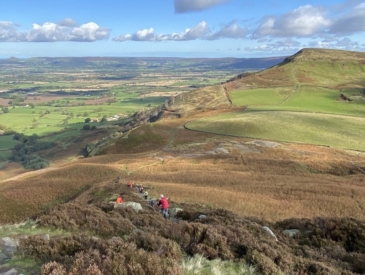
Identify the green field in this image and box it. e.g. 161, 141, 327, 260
0, 95, 167, 136
0, 135, 16, 150
231, 87, 295, 106
195, 84, 365, 151
0, 136, 15, 163
219, 50, 365, 151
231, 86, 365, 116
186, 110, 365, 150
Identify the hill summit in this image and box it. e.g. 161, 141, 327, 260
225, 48, 365, 91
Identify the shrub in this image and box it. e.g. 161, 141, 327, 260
41, 261, 67, 275
128, 231, 183, 260
23, 235, 183, 275
39, 203, 135, 237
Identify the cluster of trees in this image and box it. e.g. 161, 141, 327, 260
0, 124, 16, 135
82, 125, 97, 130
8, 96, 27, 106
10, 133, 56, 169
1, 107, 9, 113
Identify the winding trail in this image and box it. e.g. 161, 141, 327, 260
1, 167, 58, 183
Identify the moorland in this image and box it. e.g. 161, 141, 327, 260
1, 49, 365, 275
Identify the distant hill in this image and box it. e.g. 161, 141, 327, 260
0, 56, 286, 71
225, 48, 365, 91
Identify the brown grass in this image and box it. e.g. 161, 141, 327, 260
0, 164, 122, 223
1, 112, 365, 224
80, 121, 365, 222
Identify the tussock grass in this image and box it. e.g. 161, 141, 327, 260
75, 121, 365, 222
0, 164, 121, 223
85, 145, 365, 222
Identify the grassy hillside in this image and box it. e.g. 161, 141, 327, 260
1, 122, 365, 274
183, 49, 365, 151
1, 49, 365, 274
225, 48, 365, 90
186, 110, 365, 150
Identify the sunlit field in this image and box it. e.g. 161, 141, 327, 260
186, 110, 365, 150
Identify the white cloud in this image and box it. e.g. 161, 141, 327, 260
174, 0, 229, 13
113, 34, 132, 42
307, 37, 365, 51
172, 21, 211, 40
69, 22, 110, 41
253, 5, 331, 38
58, 18, 78, 27
208, 21, 248, 40
132, 28, 155, 41
0, 20, 110, 42
0, 21, 22, 42
113, 21, 250, 42
27, 23, 68, 42
329, 3, 365, 34
113, 21, 211, 42
244, 38, 302, 54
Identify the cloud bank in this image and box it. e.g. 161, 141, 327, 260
0, 19, 110, 42
113, 21, 248, 42
174, 0, 229, 13
113, 2, 365, 46
1, 1, 365, 55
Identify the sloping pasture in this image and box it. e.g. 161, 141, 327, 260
185, 110, 365, 151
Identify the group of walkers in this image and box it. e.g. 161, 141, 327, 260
116, 181, 169, 218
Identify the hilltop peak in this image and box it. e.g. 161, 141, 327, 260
225, 48, 365, 90
283, 48, 365, 63
7, 56, 19, 61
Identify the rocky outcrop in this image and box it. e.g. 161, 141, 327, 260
114, 202, 143, 212
170, 208, 183, 218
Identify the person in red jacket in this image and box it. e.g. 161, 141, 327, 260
158, 194, 169, 218
116, 194, 123, 204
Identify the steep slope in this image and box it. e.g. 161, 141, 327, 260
225, 48, 365, 91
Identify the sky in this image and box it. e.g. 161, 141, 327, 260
0, 0, 365, 58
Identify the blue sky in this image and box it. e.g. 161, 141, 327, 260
1, 0, 364, 58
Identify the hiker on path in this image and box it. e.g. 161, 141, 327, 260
139, 186, 144, 193
127, 182, 133, 188
116, 194, 123, 204
158, 194, 169, 218
143, 190, 149, 200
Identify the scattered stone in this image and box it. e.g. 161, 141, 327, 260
198, 215, 207, 219
1, 238, 16, 247
215, 148, 229, 154
170, 208, 183, 218
233, 144, 259, 153
283, 229, 300, 238
248, 140, 281, 148
262, 226, 278, 241
91, 236, 99, 242
0, 251, 9, 261
34, 234, 50, 241
0, 267, 18, 275
115, 202, 143, 212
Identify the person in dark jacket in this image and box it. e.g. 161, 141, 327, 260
158, 194, 169, 218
